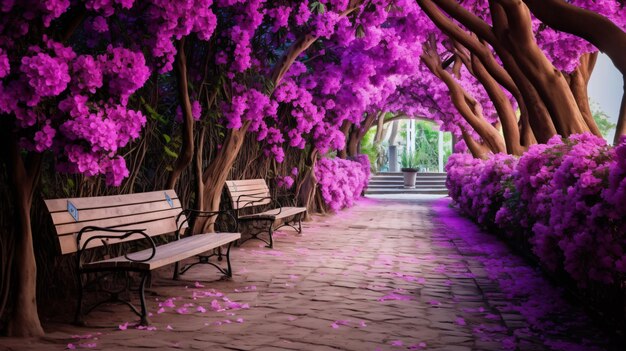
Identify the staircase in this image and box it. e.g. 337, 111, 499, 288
365, 172, 448, 195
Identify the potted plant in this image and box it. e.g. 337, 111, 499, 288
400, 149, 419, 188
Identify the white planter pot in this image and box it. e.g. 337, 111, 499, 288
402, 170, 417, 188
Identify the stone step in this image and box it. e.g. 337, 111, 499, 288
376, 172, 446, 176
367, 183, 447, 189
368, 181, 446, 186
367, 184, 448, 189
365, 188, 449, 195
370, 175, 446, 181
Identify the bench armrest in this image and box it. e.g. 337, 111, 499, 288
236, 194, 282, 216
176, 209, 237, 237
76, 226, 156, 267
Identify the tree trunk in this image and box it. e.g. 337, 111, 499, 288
422, 0, 557, 143
374, 113, 386, 144
5, 135, 43, 337
518, 0, 626, 143
471, 52, 525, 155
167, 39, 195, 190
193, 126, 206, 212
296, 148, 319, 220
520, 0, 626, 75
518, 101, 537, 147
347, 132, 360, 158
461, 130, 491, 159
422, 40, 506, 154
616, 87, 626, 145
419, 0, 516, 92
568, 52, 602, 137
492, 42, 556, 143
453, 43, 525, 155
490, 0, 589, 136
347, 111, 380, 158
337, 121, 352, 159
194, 123, 250, 233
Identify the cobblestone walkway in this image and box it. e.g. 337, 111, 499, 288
2, 196, 621, 350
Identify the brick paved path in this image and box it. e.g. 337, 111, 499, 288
2, 196, 620, 350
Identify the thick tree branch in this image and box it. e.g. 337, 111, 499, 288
167, 39, 195, 190
520, 0, 626, 143
270, 3, 363, 86
421, 40, 506, 154
470, 51, 525, 155
420, 0, 556, 143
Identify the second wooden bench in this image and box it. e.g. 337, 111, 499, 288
225, 179, 306, 248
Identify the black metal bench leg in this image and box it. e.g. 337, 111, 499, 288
225, 242, 234, 278
267, 221, 274, 249
297, 215, 303, 234
74, 273, 85, 326
173, 262, 180, 280
217, 246, 223, 261
139, 272, 150, 326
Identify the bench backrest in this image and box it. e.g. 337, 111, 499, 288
44, 190, 188, 254
225, 179, 271, 210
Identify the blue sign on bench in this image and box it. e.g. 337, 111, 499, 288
165, 192, 174, 208
67, 201, 79, 222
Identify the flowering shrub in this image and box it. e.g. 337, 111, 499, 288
315, 155, 370, 212
447, 133, 626, 287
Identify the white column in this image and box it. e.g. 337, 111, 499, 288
438, 130, 444, 173
407, 119, 415, 156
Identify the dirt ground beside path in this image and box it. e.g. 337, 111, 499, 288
0, 195, 620, 350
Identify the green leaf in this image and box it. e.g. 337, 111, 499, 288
164, 146, 178, 158
356, 25, 365, 38
311, 1, 325, 14
162, 134, 171, 143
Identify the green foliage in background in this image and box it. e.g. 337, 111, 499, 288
590, 100, 617, 140
360, 119, 453, 172
360, 128, 378, 168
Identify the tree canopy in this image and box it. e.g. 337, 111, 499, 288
2, 0, 626, 337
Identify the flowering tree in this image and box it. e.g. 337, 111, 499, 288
190, 0, 367, 233
417, 0, 626, 148
0, 0, 217, 336
1, 0, 625, 338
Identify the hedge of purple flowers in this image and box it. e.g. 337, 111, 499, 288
315, 154, 370, 212
446, 133, 626, 287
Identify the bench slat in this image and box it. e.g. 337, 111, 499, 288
54, 208, 183, 235
50, 199, 182, 225
226, 180, 272, 210
226, 179, 267, 187
82, 233, 241, 271
45, 190, 179, 213
227, 183, 268, 191
58, 216, 186, 254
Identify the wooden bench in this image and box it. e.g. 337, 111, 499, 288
225, 179, 306, 248
44, 190, 240, 325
